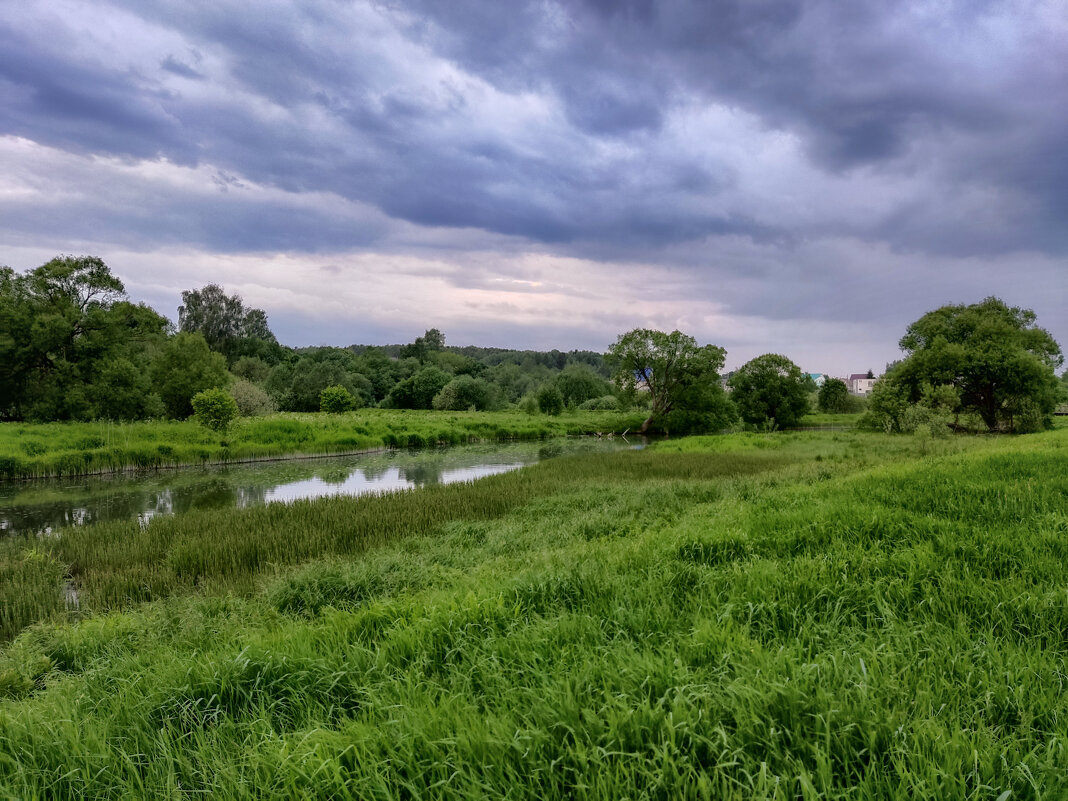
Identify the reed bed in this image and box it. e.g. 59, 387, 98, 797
0, 428, 1065, 799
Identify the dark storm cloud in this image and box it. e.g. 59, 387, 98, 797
0, 26, 190, 161
1, 0, 1067, 263
404, 0, 1068, 249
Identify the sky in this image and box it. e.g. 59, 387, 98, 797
1, 0, 1065, 375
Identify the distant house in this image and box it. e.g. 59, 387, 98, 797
848, 373, 877, 395
807, 373, 827, 387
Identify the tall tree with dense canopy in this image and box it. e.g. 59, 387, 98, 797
178, 284, 280, 364
817, 378, 850, 413
608, 329, 732, 433
150, 332, 230, 418
400, 328, 446, 362
889, 297, 1062, 432
0, 257, 169, 420
729, 354, 810, 428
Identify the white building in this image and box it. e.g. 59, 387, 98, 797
847, 373, 877, 395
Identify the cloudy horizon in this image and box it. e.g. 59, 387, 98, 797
2, 0, 1065, 376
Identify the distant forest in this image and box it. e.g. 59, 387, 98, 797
0, 256, 619, 422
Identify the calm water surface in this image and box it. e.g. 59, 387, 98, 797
0, 438, 634, 537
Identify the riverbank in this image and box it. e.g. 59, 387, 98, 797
0, 409, 646, 480
1, 427, 1065, 798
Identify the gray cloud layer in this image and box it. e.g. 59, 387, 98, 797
1, 0, 1064, 359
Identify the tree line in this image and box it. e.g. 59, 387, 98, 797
2, 256, 1063, 434
0, 257, 619, 423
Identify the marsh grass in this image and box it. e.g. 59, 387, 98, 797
0, 428, 1065, 799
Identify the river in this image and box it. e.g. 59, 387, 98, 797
0, 438, 635, 537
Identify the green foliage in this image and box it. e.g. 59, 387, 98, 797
319, 385, 357, 414
178, 284, 281, 365
89, 357, 166, 420
817, 377, 850, 413
230, 356, 272, 384
859, 377, 912, 432
385, 366, 451, 409
517, 393, 540, 415
432, 375, 497, 411
0, 257, 169, 421
608, 328, 729, 433
555, 364, 612, 408
151, 332, 230, 419
729, 353, 810, 428
351, 347, 400, 402
860, 379, 961, 435
486, 363, 539, 404
894, 296, 1062, 432
190, 388, 239, 433
266, 354, 372, 412
536, 384, 564, 415
399, 328, 446, 362
229, 379, 276, 417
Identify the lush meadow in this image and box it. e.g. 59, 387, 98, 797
1, 427, 1066, 798
0, 409, 645, 480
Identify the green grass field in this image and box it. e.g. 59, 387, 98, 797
0, 409, 646, 480
1, 427, 1066, 798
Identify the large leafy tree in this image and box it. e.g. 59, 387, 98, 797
891, 297, 1062, 432
0, 266, 33, 418
399, 328, 446, 362
817, 378, 850, 413
608, 329, 732, 434
729, 354, 810, 429
0, 257, 169, 420
150, 332, 230, 419
178, 284, 280, 364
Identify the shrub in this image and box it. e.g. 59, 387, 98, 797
432, 375, 497, 411
190, 388, 239, 433
230, 379, 276, 417
320, 385, 357, 414
859, 378, 911, 432
817, 378, 850, 413
536, 385, 564, 416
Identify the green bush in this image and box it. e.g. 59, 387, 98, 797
320, 385, 357, 414
190, 388, 239, 433
432, 375, 497, 411
536, 385, 564, 416
230, 379, 276, 417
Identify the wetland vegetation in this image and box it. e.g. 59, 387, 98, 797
0, 409, 645, 480
1, 426, 1066, 798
